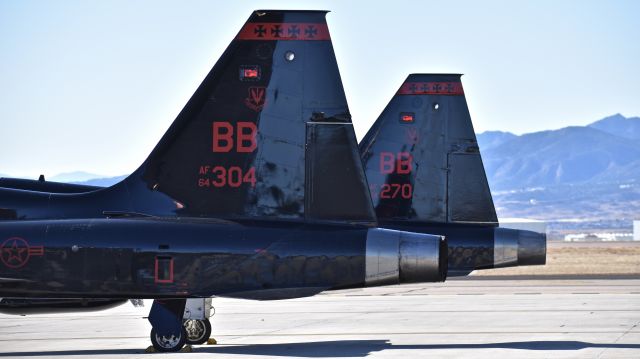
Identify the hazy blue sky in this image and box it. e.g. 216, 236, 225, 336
1, 0, 638, 178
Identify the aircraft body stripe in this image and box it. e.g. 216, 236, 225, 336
28, 246, 44, 256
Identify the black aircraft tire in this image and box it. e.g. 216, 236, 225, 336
184, 318, 212, 345
150, 327, 187, 352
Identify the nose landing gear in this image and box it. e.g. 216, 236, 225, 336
147, 299, 188, 352
150, 327, 188, 352
147, 298, 214, 352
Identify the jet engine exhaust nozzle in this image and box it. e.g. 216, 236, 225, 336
494, 227, 547, 268
365, 228, 447, 287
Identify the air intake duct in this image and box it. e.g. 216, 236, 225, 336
365, 228, 447, 286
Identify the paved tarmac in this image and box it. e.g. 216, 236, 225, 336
0, 278, 639, 358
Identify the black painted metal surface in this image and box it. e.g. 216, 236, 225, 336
359, 74, 546, 272
0, 218, 367, 298
359, 74, 497, 225
378, 221, 495, 274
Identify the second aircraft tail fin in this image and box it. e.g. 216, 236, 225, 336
359, 74, 497, 225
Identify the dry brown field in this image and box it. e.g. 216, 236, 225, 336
475, 241, 640, 276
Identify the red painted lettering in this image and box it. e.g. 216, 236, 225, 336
212, 122, 234, 152
397, 152, 413, 174
237, 122, 257, 153
211, 166, 226, 187
197, 166, 257, 188
391, 183, 401, 197
380, 184, 391, 198
401, 183, 412, 198
380, 152, 395, 174
199, 165, 210, 175
212, 122, 258, 153
243, 167, 256, 187
379, 183, 413, 199
379, 152, 413, 174
228, 167, 242, 187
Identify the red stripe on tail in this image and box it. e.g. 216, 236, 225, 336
397, 82, 464, 96
238, 23, 330, 41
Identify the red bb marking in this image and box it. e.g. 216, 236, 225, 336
379, 152, 413, 174
212, 122, 234, 152
397, 153, 413, 174
237, 122, 257, 152
380, 152, 395, 174
212, 122, 258, 153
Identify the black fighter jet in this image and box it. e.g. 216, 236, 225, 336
359, 74, 546, 276
0, 11, 448, 352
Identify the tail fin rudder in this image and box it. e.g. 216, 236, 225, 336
359, 74, 497, 225
119, 10, 375, 223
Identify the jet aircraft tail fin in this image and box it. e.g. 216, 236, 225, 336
359, 74, 497, 225
118, 10, 375, 224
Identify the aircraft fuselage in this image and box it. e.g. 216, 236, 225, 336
0, 217, 369, 299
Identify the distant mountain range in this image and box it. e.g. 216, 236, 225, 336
588, 113, 640, 140
72, 175, 127, 187
477, 114, 640, 191
49, 171, 106, 183
475, 131, 517, 151
477, 114, 640, 225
